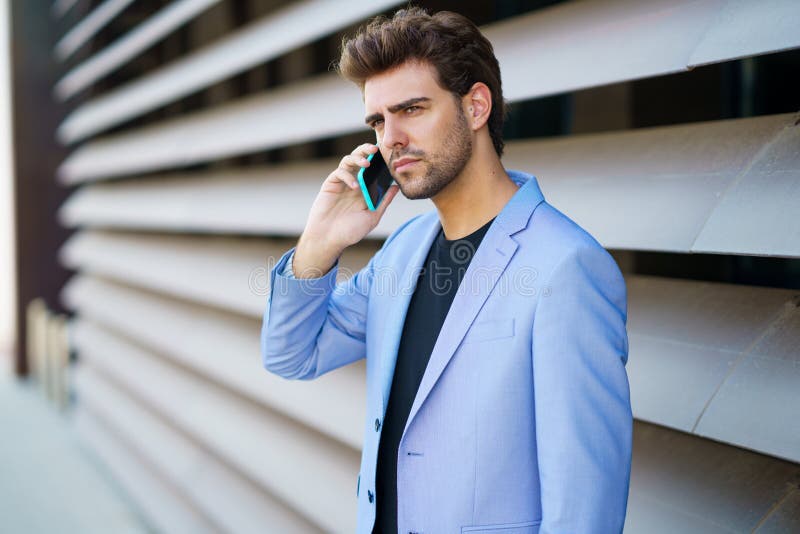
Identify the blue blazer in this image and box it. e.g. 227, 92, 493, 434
262, 172, 632, 533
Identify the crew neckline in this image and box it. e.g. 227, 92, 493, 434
438, 216, 496, 246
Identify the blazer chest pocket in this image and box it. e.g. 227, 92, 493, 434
462, 519, 541, 533
462, 318, 515, 344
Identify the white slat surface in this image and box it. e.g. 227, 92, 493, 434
57, 0, 403, 142
58, 159, 432, 237
54, 0, 222, 100
63, 274, 366, 450
688, 0, 800, 67
59, 113, 800, 257
626, 276, 800, 463
693, 295, 800, 464
75, 365, 321, 533
691, 118, 800, 257
73, 409, 217, 534
625, 421, 800, 533
54, 0, 136, 61
58, 231, 800, 462
72, 319, 360, 532
57, 0, 800, 143
58, 230, 378, 317
58, 74, 363, 183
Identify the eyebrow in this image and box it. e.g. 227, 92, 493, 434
364, 97, 431, 126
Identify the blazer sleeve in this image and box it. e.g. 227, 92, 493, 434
260, 246, 378, 380
532, 244, 633, 534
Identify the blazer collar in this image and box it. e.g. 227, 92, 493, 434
494, 170, 546, 237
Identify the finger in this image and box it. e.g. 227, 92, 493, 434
351, 143, 378, 158
326, 168, 360, 190
339, 153, 372, 172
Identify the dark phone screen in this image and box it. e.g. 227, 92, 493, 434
361, 150, 394, 208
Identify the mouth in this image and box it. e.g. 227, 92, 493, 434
392, 158, 420, 172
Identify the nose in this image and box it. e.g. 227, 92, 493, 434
381, 116, 408, 152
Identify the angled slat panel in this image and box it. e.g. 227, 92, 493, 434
59, 113, 800, 257
688, 0, 800, 67
54, 0, 135, 61
691, 119, 800, 257
58, 160, 432, 237
504, 113, 798, 256
488, 0, 721, 102
626, 276, 796, 436
73, 409, 217, 534
72, 319, 360, 532
57, 0, 403, 141
753, 486, 800, 533
75, 365, 320, 532
58, 230, 379, 317
54, 0, 222, 100
57, 228, 800, 460
694, 295, 800, 463
625, 421, 800, 533
58, 0, 800, 143
63, 274, 366, 450
58, 74, 363, 183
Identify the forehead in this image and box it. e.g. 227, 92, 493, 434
363, 61, 446, 111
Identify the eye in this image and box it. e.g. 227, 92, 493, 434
405, 105, 421, 114
370, 118, 384, 130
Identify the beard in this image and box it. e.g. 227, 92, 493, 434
389, 107, 472, 200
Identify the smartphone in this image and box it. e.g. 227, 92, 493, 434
357, 146, 394, 211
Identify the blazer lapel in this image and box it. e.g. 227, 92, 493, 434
403, 172, 546, 435
378, 214, 441, 414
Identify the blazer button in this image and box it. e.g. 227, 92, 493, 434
367, 490, 374, 503
374, 418, 381, 432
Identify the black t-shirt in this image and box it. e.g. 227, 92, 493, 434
373, 216, 496, 533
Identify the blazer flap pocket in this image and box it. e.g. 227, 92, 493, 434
463, 318, 515, 344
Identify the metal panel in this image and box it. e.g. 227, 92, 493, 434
73, 410, 217, 534
626, 276, 794, 433
54, 0, 222, 100
57, 0, 403, 141
58, 0, 800, 142
692, 116, 800, 257
58, 230, 378, 317
59, 113, 800, 257
695, 296, 800, 463
72, 319, 360, 532
58, 74, 363, 183
504, 114, 792, 253
75, 365, 321, 533
625, 421, 800, 533
57, 228, 800, 460
57, 160, 432, 237
488, 0, 722, 102
689, 0, 800, 67
62, 274, 366, 450
753, 486, 800, 533
54, 0, 135, 61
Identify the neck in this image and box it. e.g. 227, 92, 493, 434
431, 140, 519, 240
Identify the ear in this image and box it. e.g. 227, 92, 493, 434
462, 82, 492, 131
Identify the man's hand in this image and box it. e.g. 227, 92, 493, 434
292, 144, 400, 278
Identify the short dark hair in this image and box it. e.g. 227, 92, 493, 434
337, 7, 507, 156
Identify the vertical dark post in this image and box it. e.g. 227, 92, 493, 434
10, 0, 73, 376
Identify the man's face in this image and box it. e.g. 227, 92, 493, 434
363, 61, 472, 200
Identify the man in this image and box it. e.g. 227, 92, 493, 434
262, 8, 632, 534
